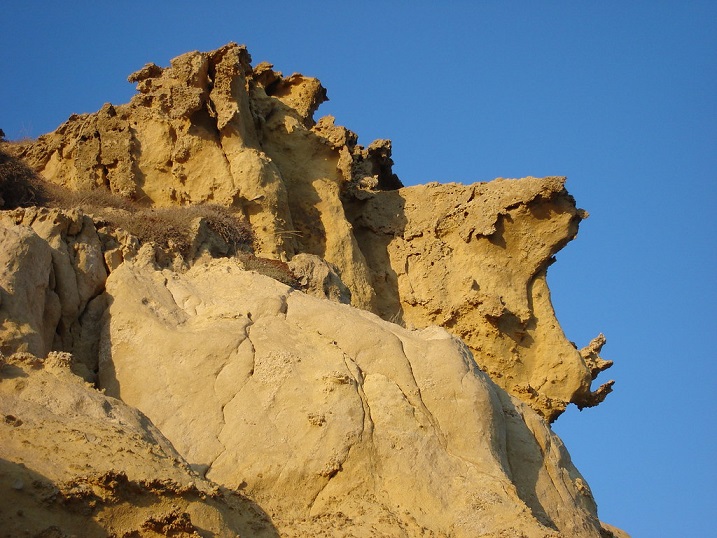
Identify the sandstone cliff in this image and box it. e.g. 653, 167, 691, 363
1, 43, 626, 537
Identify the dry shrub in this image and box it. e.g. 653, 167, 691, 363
111, 208, 190, 254
186, 205, 254, 250
107, 205, 254, 257
0, 146, 254, 257
236, 251, 301, 288
47, 185, 136, 213
0, 146, 298, 288
0, 147, 49, 208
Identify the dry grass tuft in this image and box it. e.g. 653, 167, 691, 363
107, 205, 255, 258
0, 146, 254, 257
236, 252, 301, 288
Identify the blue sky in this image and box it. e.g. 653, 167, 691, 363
2, 2, 715, 535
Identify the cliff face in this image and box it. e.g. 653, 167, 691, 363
1, 43, 626, 537
14, 43, 397, 311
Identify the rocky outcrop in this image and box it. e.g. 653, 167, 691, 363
0, 211, 624, 536
12, 43, 396, 311
0, 42, 627, 536
0, 208, 107, 375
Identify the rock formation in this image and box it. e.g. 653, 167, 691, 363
1, 43, 627, 537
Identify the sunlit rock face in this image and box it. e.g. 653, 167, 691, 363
92, 258, 608, 537
1, 43, 626, 537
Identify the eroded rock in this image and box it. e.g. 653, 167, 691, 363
11, 43, 399, 278
4, 43, 616, 419
349, 177, 615, 420
287, 252, 351, 304
0, 208, 107, 379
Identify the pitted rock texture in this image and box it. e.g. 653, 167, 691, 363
348, 177, 615, 420
11, 43, 397, 310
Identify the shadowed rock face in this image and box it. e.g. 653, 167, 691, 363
0, 43, 627, 537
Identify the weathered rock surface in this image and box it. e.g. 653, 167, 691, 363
0, 351, 277, 537
287, 252, 352, 304
13, 43, 395, 311
0, 42, 628, 536
0, 208, 107, 374
98, 258, 609, 537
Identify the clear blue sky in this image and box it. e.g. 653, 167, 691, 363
2, 2, 715, 535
